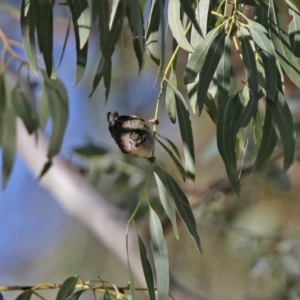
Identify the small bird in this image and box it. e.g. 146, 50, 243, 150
107, 111, 159, 162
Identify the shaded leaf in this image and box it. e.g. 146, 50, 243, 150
247, 20, 277, 100
73, 143, 108, 157
149, 207, 169, 300
11, 85, 39, 134
39, 81, 51, 130
126, 234, 136, 300
197, 29, 225, 115
103, 290, 112, 300
164, 171, 202, 251
66, 290, 87, 300
166, 79, 195, 185
165, 68, 177, 123
58, 17, 71, 68
138, 235, 156, 300
184, 26, 221, 84
156, 134, 186, 182
254, 105, 278, 170
2, 106, 17, 189
154, 172, 179, 239
288, 0, 300, 56
0, 292, 3, 300
90, 0, 125, 96
39, 160, 52, 179
269, 0, 300, 88
15, 290, 33, 300
55, 276, 78, 300
179, 0, 202, 36
204, 93, 218, 124
267, 91, 295, 172
20, 0, 37, 72
126, 0, 145, 72
168, 0, 193, 52
217, 93, 240, 197
158, 0, 166, 75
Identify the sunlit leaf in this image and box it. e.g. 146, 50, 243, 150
288, 0, 300, 56
66, 290, 87, 300
247, 19, 277, 100
156, 134, 186, 182
217, 93, 240, 197
165, 68, 177, 123
75, 0, 91, 49
269, 0, 300, 88
154, 172, 179, 239
15, 290, 33, 300
168, 0, 193, 52
184, 26, 220, 84
55, 276, 78, 300
20, 0, 37, 72
138, 235, 156, 300
164, 170, 202, 251
149, 207, 169, 300
267, 91, 295, 172
253, 109, 263, 148
254, 105, 278, 170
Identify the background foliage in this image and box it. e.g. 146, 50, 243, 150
1, 0, 300, 299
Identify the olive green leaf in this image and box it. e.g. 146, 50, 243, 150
58, 17, 71, 68
126, 0, 145, 73
287, 0, 300, 56
90, 0, 125, 96
269, 0, 300, 88
20, 0, 37, 72
164, 170, 202, 252
165, 67, 177, 123
154, 172, 179, 239
217, 93, 240, 197
66, 290, 87, 300
73, 143, 108, 157
55, 276, 78, 300
184, 26, 221, 84
247, 19, 277, 100
67, 0, 89, 85
149, 207, 169, 300
126, 233, 136, 300
156, 134, 186, 182
11, 85, 39, 134
138, 235, 156, 300
253, 110, 263, 148
168, 0, 193, 52
15, 290, 33, 300
267, 91, 295, 172
102, 290, 112, 300
254, 105, 278, 170
204, 93, 218, 124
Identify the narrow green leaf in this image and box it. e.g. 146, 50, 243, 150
167, 79, 195, 185
68, 0, 89, 85
156, 134, 186, 182
164, 171, 202, 252
269, 0, 300, 88
126, 233, 136, 300
92, 0, 100, 22
73, 143, 108, 157
138, 236, 156, 300
66, 290, 87, 300
158, 0, 165, 76
179, 0, 202, 36
288, 0, 300, 56
165, 68, 177, 123
41, 72, 69, 162
20, 0, 37, 72
90, 0, 125, 96
11, 85, 39, 134
267, 91, 295, 172
2, 106, 17, 189
204, 93, 218, 124
58, 17, 71, 68
217, 94, 240, 197
247, 19, 277, 100
55, 276, 78, 300
187, 75, 198, 114
74, 0, 91, 49
126, 0, 145, 72
103, 290, 112, 300
149, 207, 169, 300
254, 105, 278, 170
39, 81, 50, 130
168, 0, 193, 52
145, 0, 161, 65
197, 30, 225, 115
184, 26, 221, 84
15, 290, 33, 300
154, 172, 179, 239
0, 292, 3, 300
253, 110, 263, 148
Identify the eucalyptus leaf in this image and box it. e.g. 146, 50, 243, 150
149, 207, 169, 300
15, 290, 33, 300
138, 235, 156, 300
66, 290, 87, 300
126, 234, 136, 300
58, 17, 71, 68
165, 68, 177, 123
55, 276, 78, 300
287, 0, 300, 56
179, 0, 202, 36
103, 290, 112, 300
